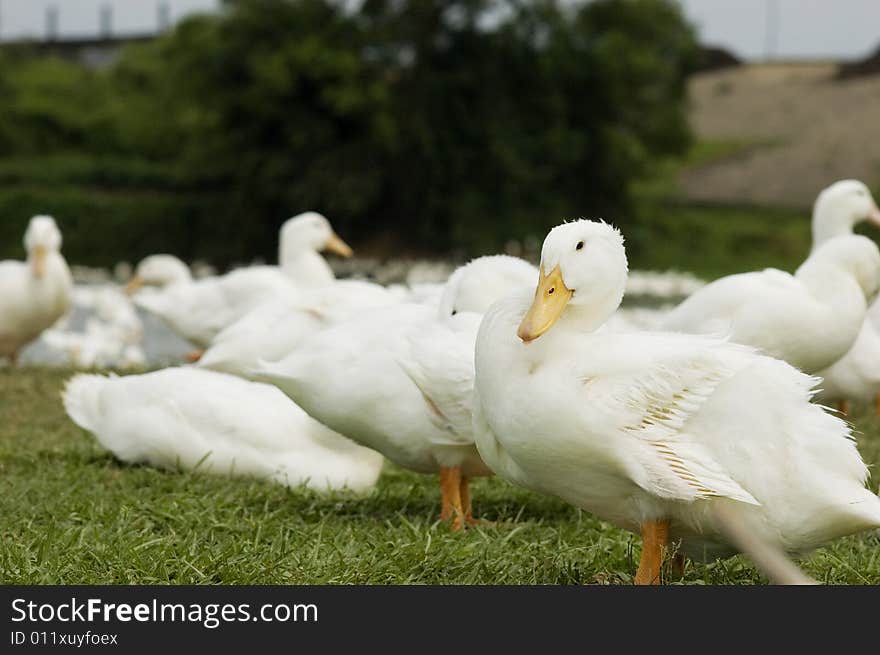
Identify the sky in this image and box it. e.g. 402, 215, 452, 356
0, 0, 220, 39
0, 0, 879, 61
678, 0, 880, 61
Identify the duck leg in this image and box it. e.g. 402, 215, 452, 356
439, 466, 464, 531
460, 475, 472, 523
634, 519, 670, 585
671, 551, 686, 578
836, 399, 851, 416
875, 393, 880, 417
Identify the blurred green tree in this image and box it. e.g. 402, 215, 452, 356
0, 0, 697, 265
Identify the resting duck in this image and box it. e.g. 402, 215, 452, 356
63, 368, 384, 493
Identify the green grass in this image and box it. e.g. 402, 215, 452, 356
1, 368, 879, 585
627, 200, 809, 280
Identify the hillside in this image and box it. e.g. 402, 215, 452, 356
680, 63, 880, 208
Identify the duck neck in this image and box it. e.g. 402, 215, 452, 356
560, 287, 624, 334
31, 251, 72, 296
281, 248, 335, 286
812, 207, 855, 251
168, 270, 192, 286
796, 259, 866, 318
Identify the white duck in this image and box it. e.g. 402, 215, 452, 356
198, 280, 399, 378
807, 181, 880, 411
63, 368, 384, 493
0, 216, 73, 365
255, 255, 538, 529
660, 234, 880, 373
809, 179, 880, 248
42, 314, 146, 370
128, 213, 353, 350
473, 220, 880, 584
124, 254, 193, 292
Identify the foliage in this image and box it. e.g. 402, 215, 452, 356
0, 0, 698, 265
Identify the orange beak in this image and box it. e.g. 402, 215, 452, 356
124, 276, 145, 296
31, 246, 48, 278
517, 265, 573, 342
323, 232, 353, 258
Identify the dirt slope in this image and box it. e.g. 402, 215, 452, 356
680, 63, 880, 208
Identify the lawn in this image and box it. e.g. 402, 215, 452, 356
2, 367, 879, 585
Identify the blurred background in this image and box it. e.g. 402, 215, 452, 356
1, 0, 878, 278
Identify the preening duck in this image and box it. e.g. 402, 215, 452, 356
473, 220, 880, 583
0, 216, 72, 365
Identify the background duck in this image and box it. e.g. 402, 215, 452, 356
808, 181, 880, 412
809, 180, 880, 248
128, 213, 353, 354
255, 255, 537, 530
473, 220, 880, 584
660, 233, 880, 373
124, 254, 194, 293
198, 279, 399, 379
0, 216, 73, 366
63, 367, 384, 494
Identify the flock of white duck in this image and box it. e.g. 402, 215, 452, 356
2, 180, 880, 584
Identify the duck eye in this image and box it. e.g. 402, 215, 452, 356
451, 309, 457, 316
548, 287, 555, 295
576, 241, 584, 250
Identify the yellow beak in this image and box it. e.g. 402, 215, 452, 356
323, 232, 353, 258
124, 276, 145, 296
517, 265, 573, 343
31, 246, 48, 278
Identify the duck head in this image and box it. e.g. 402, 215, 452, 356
439, 255, 538, 317
279, 212, 353, 265
812, 180, 880, 247
126, 254, 193, 294
518, 220, 628, 342
25, 215, 62, 279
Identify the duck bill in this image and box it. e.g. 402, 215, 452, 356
31, 246, 48, 278
869, 204, 880, 227
124, 276, 145, 296
323, 232, 353, 258
517, 265, 573, 343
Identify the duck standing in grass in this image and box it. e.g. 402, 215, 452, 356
0, 216, 72, 365
256, 255, 538, 530
473, 220, 880, 584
